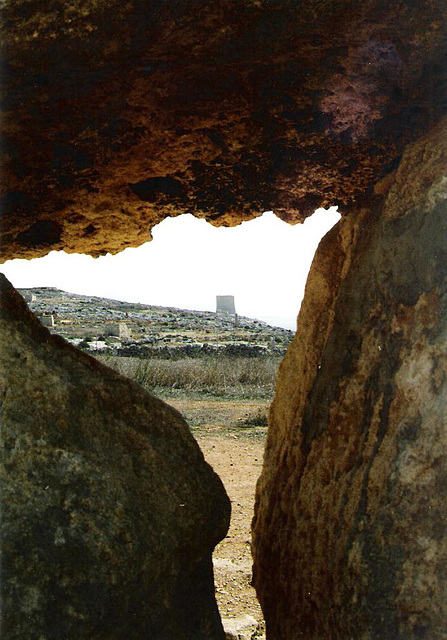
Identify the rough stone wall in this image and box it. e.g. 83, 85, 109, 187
0, 274, 230, 639
252, 117, 447, 638
1, 0, 445, 259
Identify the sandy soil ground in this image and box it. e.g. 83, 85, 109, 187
162, 394, 268, 636
200, 434, 266, 635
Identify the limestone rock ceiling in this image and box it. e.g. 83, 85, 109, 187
1, 0, 445, 260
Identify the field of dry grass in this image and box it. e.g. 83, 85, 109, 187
97, 354, 281, 399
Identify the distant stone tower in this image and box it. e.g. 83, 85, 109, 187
216, 295, 236, 315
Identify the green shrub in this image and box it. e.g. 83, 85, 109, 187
78, 338, 91, 350
240, 408, 269, 427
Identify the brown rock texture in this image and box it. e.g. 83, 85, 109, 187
252, 116, 447, 638
1, 0, 446, 260
0, 274, 230, 639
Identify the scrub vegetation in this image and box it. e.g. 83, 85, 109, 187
97, 354, 281, 399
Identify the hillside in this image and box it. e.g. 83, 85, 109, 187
18, 287, 294, 358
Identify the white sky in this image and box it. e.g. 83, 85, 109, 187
1, 208, 340, 330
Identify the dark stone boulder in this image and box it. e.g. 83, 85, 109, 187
0, 274, 230, 639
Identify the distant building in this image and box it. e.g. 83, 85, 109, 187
40, 314, 54, 328
216, 295, 236, 315
105, 321, 132, 340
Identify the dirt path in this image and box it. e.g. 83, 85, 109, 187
199, 434, 265, 634
162, 393, 268, 637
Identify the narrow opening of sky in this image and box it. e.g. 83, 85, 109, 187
1, 208, 340, 330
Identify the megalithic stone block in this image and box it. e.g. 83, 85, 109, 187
253, 116, 447, 639
1, 1, 445, 261
0, 274, 230, 639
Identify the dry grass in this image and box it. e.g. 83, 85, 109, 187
97, 355, 280, 398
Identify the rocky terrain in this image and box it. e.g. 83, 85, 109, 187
18, 287, 294, 358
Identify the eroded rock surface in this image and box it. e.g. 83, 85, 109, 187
0, 274, 230, 639
1, 0, 445, 259
252, 117, 447, 638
